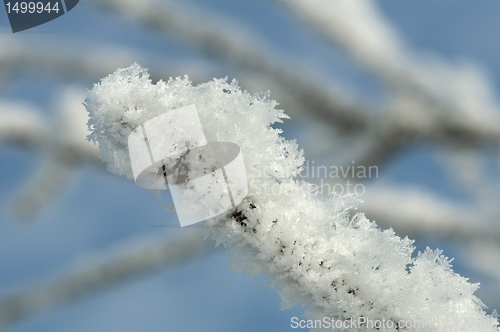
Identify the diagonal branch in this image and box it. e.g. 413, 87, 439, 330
0, 230, 215, 329
275, 0, 500, 149
86, 0, 374, 135
86, 0, 500, 173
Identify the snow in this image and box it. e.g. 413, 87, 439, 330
85, 64, 499, 331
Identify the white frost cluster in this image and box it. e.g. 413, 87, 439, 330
85, 64, 499, 331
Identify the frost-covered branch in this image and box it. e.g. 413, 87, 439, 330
84, 64, 500, 331
359, 185, 500, 300
85, 0, 500, 174
1, 1, 499, 329
0, 230, 214, 329
85, 0, 374, 135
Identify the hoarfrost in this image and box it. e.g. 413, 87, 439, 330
85, 64, 499, 331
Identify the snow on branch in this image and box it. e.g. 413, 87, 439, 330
84, 64, 499, 331
85, 0, 375, 136
85, 0, 500, 173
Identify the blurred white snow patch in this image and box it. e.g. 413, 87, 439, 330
57, 87, 99, 151
0, 101, 45, 140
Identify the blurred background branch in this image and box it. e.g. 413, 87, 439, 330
0, 231, 214, 329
